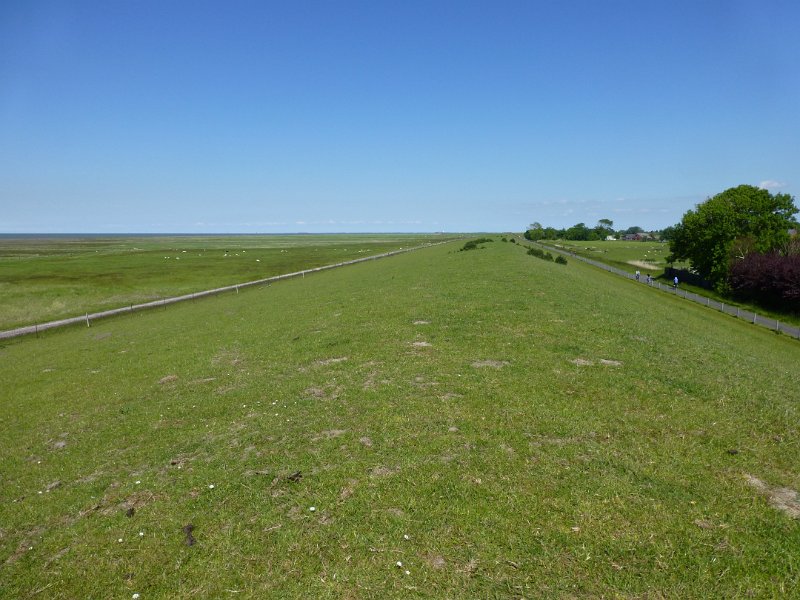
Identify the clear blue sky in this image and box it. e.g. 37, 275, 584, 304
2, 1, 798, 233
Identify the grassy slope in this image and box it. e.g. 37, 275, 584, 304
1, 240, 798, 598
535, 239, 800, 327
0, 234, 452, 330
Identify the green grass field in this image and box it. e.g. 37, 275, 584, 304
1, 239, 798, 598
534, 239, 800, 327
538, 240, 674, 276
0, 234, 456, 331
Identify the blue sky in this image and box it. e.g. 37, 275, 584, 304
1, 1, 798, 233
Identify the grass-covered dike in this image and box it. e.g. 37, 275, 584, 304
1, 239, 798, 598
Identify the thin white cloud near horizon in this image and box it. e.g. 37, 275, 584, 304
759, 180, 788, 190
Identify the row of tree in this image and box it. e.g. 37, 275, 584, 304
524, 185, 799, 311
666, 184, 799, 309
524, 220, 661, 241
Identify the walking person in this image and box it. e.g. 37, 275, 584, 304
635, 270, 640, 281
646, 273, 652, 285
673, 275, 679, 290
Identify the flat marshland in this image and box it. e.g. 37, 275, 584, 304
0, 234, 453, 331
1, 238, 798, 598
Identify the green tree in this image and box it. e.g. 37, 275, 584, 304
565, 222, 591, 240
524, 222, 545, 240
667, 184, 798, 291
595, 219, 614, 238
659, 225, 677, 241
597, 218, 614, 231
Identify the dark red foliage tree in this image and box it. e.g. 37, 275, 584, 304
729, 252, 800, 310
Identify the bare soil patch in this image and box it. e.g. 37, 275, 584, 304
412, 341, 432, 347
744, 474, 800, 518
339, 479, 358, 501
4, 525, 45, 566
570, 358, 593, 366
369, 465, 399, 478
304, 383, 341, 400
471, 360, 510, 369
158, 374, 178, 384
426, 554, 447, 569
311, 429, 347, 442
570, 358, 622, 367
315, 356, 349, 366
48, 433, 69, 451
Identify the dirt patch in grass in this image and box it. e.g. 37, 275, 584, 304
439, 392, 463, 400
189, 377, 216, 385
44, 480, 63, 492
459, 558, 479, 577
43, 546, 71, 568
75, 470, 104, 484
412, 341, 432, 347
339, 479, 358, 501
311, 429, 347, 442
315, 356, 349, 366
413, 320, 430, 325
570, 358, 622, 367
369, 465, 399, 478
243, 468, 272, 477
158, 374, 178, 384
599, 359, 623, 366
425, 553, 447, 569
570, 358, 593, 366
304, 384, 341, 400
4, 525, 45, 566
744, 474, 800, 519
47, 432, 69, 451
359, 436, 373, 448
471, 360, 510, 369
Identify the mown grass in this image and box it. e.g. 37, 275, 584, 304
1, 239, 798, 598
0, 234, 456, 330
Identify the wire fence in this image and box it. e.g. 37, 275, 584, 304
528, 241, 800, 341
0, 241, 452, 341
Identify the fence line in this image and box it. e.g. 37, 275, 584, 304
0, 241, 452, 340
526, 240, 800, 341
